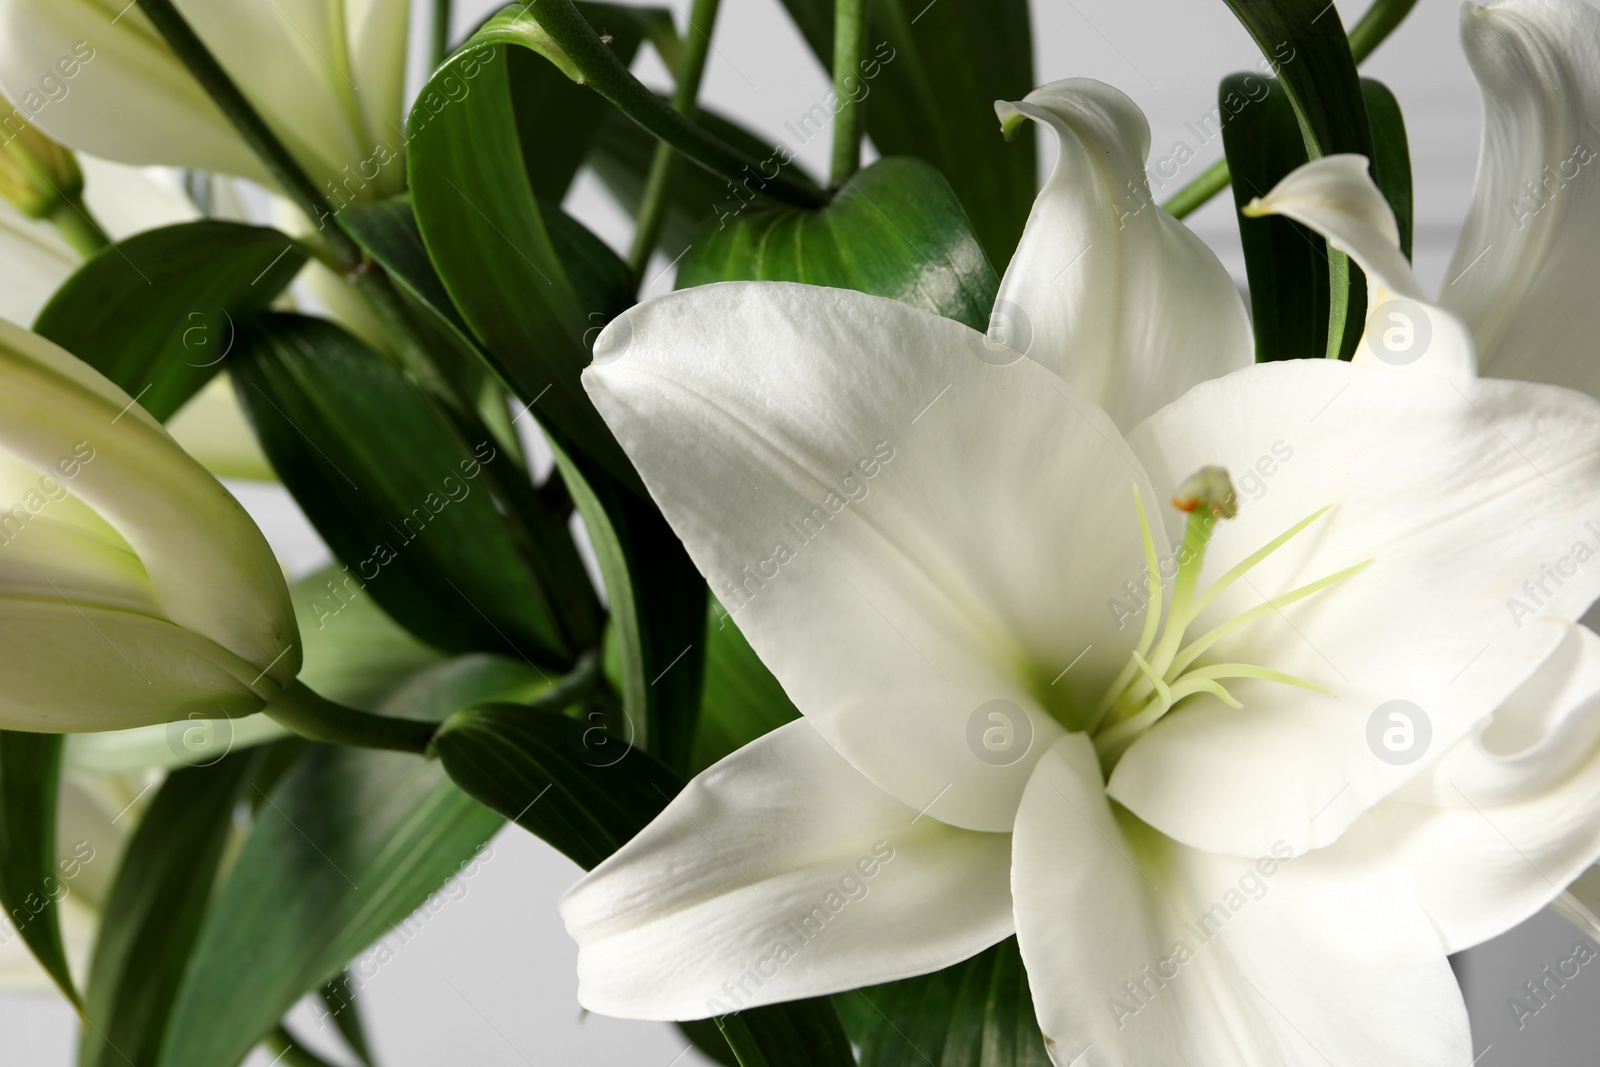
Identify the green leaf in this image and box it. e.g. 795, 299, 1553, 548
79, 751, 264, 1067
834, 938, 1049, 1066
1363, 78, 1413, 261
432, 699, 682, 870
690, 602, 800, 775
717, 1000, 857, 1067
0, 732, 76, 1008
33, 221, 306, 419
553, 445, 708, 776
1219, 0, 1375, 360
318, 977, 377, 1067
232, 312, 599, 664
588, 100, 824, 261
158, 747, 504, 1067
407, 12, 639, 490
676, 156, 998, 333
773, 0, 1036, 270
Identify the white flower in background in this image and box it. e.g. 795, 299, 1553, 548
558, 79, 1600, 1065
0, 0, 410, 203
0, 318, 298, 731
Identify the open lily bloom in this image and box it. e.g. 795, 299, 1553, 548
557, 77, 1600, 1065
0, 318, 298, 731
0, 0, 409, 202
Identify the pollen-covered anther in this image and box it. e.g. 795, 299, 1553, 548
1171, 465, 1238, 519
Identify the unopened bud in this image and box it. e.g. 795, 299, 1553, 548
0, 111, 83, 218
1172, 466, 1238, 519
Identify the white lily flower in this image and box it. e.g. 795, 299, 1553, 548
557, 80, 1600, 1065
0, 0, 410, 202
0, 318, 298, 731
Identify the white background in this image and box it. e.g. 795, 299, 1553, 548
6, 0, 1599, 1063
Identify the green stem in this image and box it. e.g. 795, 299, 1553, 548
431, 0, 454, 67
265, 681, 437, 755
628, 0, 722, 279
516, 0, 826, 210
828, 0, 868, 186
46, 195, 109, 257
1160, 0, 1419, 219
263, 1027, 341, 1067
137, 0, 363, 270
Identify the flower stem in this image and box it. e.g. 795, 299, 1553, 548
1160, 0, 1420, 220
431, 0, 455, 68
627, 0, 722, 280
136, 0, 364, 271
516, 0, 826, 210
828, 0, 868, 187
46, 195, 109, 257
265, 681, 438, 755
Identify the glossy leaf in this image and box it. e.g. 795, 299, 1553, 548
432, 701, 682, 870
589, 100, 824, 261
407, 12, 638, 490
773, 0, 1035, 270
676, 156, 998, 333
79, 752, 263, 1067
1363, 78, 1413, 261
553, 445, 707, 776
0, 732, 75, 1007
318, 978, 377, 1067
158, 746, 504, 1067
34, 221, 306, 419
717, 1001, 857, 1067
231, 312, 598, 664
690, 602, 800, 775
833, 938, 1049, 1066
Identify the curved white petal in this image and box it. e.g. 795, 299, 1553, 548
1244, 155, 1476, 379
1116, 359, 1600, 857
586, 282, 1163, 831
0, 202, 75, 326
1014, 734, 1470, 1067
1440, 0, 1600, 385
0, 320, 298, 690
78, 157, 199, 241
1355, 623, 1600, 952
559, 719, 1014, 1020
993, 79, 1251, 429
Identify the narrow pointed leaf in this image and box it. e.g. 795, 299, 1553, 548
34, 221, 306, 419
1363, 78, 1412, 261
0, 732, 76, 1008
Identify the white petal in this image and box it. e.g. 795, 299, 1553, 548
1243, 155, 1476, 379
559, 719, 1014, 1020
1357, 622, 1600, 952
1014, 734, 1471, 1067
993, 80, 1251, 428
1440, 0, 1600, 385
1115, 360, 1600, 857
0, 201, 75, 326
586, 282, 1162, 831
78, 157, 200, 240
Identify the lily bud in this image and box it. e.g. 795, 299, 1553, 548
0, 319, 299, 731
1172, 465, 1239, 519
0, 109, 82, 218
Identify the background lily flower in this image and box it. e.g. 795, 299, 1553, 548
0, 0, 410, 201
0, 318, 298, 731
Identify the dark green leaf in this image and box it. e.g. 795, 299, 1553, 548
588, 100, 824, 261
1219, 0, 1375, 360
34, 221, 306, 419
690, 602, 799, 775
676, 156, 998, 333
432, 701, 681, 870
773, 0, 1036, 270
407, 13, 639, 490
158, 747, 504, 1067
1363, 78, 1413, 261
717, 1000, 857, 1067
678, 1019, 741, 1067
834, 938, 1049, 1066
79, 751, 262, 1067
0, 732, 75, 1007
318, 977, 377, 1067
232, 312, 598, 664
